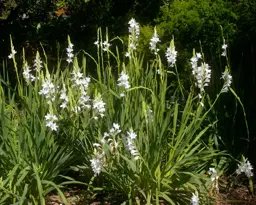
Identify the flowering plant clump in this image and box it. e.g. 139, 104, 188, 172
2, 19, 242, 204
90, 123, 122, 175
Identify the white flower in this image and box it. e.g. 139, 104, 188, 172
39, 79, 56, 103
94, 39, 111, 51
196, 53, 202, 59
208, 168, 217, 175
127, 137, 139, 160
221, 41, 228, 57
157, 69, 162, 75
129, 43, 136, 50
221, 69, 232, 93
94, 40, 100, 47
125, 52, 131, 58
190, 53, 202, 70
71, 71, 91, 90
190, 57, 198, 70
190, 193, 199, 205
126, 129, 139, 160
100, 132, 110, 144
79, 91, 91, 109
45, 113, 58, 131
236, 159, 253, 178
113, 123, 121, 132
117, 71, 130, 89
104, 132, 109, 138
23, 63, 35, 84
60, 89, 68, 101
93, 143, 101, 147
93, 95, 105, 117
222, 44, 228, 50
150, 27, 160, 55
80, 77, 91, 89
165, 41, 177, 67
109, 123, 121, 134
199, 101, 204, 107
45, 113, 58, 121
127, 129, 137, 139
208, 167, 218, 182
60, 87, 69, 109
66, 41, 74, 63
8, 46, 17, 59
21, 13, 29, 20
102, 40, 111, 52
23, 68, 31, 80
90, 151, 104, 176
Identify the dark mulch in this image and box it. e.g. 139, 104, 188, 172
46, 182, 256, 205
214, 187, 256, 205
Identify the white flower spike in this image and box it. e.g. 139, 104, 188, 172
221, 68, 232, 93
165, 39, 177, 67
66, 37, 74, 63
150, 27, 160, 55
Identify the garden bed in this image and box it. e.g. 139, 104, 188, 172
46, 184, 256, 205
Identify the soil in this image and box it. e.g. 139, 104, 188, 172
214, 187, 256, 205
46, 184, 256, 205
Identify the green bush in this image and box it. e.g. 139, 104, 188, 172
155, 0, 237, 56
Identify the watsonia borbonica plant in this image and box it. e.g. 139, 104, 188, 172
0, 18, 236, 204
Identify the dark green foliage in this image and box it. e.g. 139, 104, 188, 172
155, 0, 237, 55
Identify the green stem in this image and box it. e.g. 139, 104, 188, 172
174, 64, 184, 98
